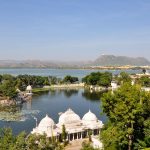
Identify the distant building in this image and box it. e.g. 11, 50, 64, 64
26, 85, 33, 95
111, 81, 118, 90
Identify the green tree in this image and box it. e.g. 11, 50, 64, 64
101, 83, 150, 150
61, 124, 67, 144
63, 75, 78, 84
0, 128, 15, 150
139, 76, 150, 87
11, 131, 27, 150
82, 72, 112, 87
117, 72, 131, 84
81, 141, 99, 150
0, 80, 17, 99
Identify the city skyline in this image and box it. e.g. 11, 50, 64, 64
0, 0, 150, 61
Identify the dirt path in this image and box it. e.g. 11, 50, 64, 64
65, 139, 88, 150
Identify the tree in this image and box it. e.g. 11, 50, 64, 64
142, 68, 146, 74
63, 75, 78, 84
11, 131, 27, 150
82, 72, 112, 87
97, 72, 112, 87
61, 124, 67, 144
0, 128, 15, 149
139, 76, 150, 87
81, 141, 98, 150
117, 72, 131, 84
0, 128, 64, 150
101, 83, 150, 150
0, 80, 17, 99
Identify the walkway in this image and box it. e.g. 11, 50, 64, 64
65, 139, 88, 150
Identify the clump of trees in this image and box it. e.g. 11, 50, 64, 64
0, 74, 79, 99
16, 75, 50, 91
138, 76, 150, 87
115, 72, 131, 85
82, 72, 112, 87
0, 128, 63, 150
62, 75, 78, 84
101, 83, 150, 150
81, 141, 99, 150
0, 75, 17, 99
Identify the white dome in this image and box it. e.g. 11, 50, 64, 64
26, 85, 32, 91
82, 110, 98, 122
58, 108, 81, 125
38, 114, 55, 132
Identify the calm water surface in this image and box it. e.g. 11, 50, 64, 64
0, 89, 106, 135
0, 68, 141, 135
0, 68, 141, 78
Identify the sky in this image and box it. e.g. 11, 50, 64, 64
0, 0, 150, 61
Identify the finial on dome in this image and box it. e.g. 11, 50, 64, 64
68, 108, 72, 111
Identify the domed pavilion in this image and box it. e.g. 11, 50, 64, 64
31, 108, 103, 141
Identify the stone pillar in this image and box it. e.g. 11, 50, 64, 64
73, 133, 74, 140
81, 132, 83, 139
77, 133, 79, 140
98, 129, 100, 134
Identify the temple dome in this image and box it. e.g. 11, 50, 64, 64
82, 110, 98, 122
26, 85, 32, 91
58, 108, 81, 125
38, 114, 55, 132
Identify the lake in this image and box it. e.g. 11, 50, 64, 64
0, 68, 141, 78
0, 68, 141, 135
0, 88, 106, 135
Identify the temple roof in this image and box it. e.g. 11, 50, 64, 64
38, 114, 55, 132
58, 108, 81, 126
26, 85, 32, 91
82, 110, 98, 122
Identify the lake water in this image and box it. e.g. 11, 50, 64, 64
0, 89, 106, 135
0, 68, 141, 135
0, 68, 141, 78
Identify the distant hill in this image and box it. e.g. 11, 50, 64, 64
0, 60, 87, 68
93, 55, 150, 66
0, 55, 149, 68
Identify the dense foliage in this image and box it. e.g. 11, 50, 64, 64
82, 72, 112, 87
81, 141, 99, 150
101, 83, 150, 150
115, 72, 131, 85
63, 75, 78, 84
0, 75, 17, 99
0, 74, 79, 98
0, 128, 63, 150
138, 76, 150, 87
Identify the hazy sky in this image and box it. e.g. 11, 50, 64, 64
0, 0, 150, 61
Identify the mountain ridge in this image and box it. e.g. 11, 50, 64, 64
93, 55, 150, 66
0, 55, 149, 68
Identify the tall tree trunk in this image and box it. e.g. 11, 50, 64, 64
128, 122, 133, 150
128, 135, 132, 150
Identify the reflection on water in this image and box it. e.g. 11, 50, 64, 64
0, 88, 106, 135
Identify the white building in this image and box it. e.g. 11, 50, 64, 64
26, 85, 33, 95
31, 108, 103, 141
